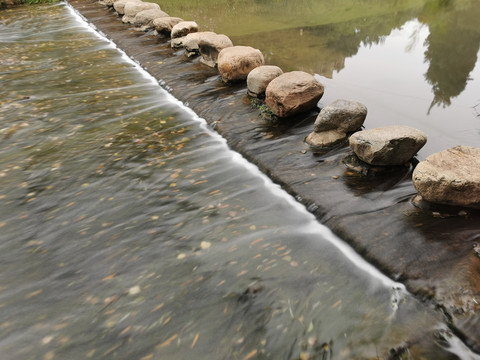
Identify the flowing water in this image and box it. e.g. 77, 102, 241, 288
159, 0, 480, 158
0, 3, 479, 360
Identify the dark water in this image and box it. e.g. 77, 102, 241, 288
0, 3, 479, 360
158, 0, 480, 158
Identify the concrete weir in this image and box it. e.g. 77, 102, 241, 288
68, 0, 480, 352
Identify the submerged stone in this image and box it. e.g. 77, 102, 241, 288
265, 71, 324, 118
217, 46, 264, 82
412, 145, 480, 209
349, 125, 427, 165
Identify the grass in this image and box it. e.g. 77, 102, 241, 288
250, 98, 278, 125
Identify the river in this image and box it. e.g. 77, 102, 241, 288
0, 2, 479, 360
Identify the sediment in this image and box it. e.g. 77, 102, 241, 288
68, 0, 480, 352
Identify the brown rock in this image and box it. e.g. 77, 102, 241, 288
153, 17, 184, 35
265, 71, 324, 118
197, 33, 233, 67
171, 21, 198, 39
412, 145, 480, 208
134, 9, 169, 31
217, 46, 264, 82
113, 0, 141, 15
247, 65, 283, 98
122, 2, 160, 24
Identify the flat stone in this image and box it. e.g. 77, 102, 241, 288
217, 46, 264, 82
349, 125, 427, 165
305, 130, 347, 148
113, 0, 141, 15
412, 145, 480, 208
265, 71, 324, 118
171, 21, 198, 39
134, 8, 169, 31
153, 17, 184, 35
122, 2, 160, 24
247, 65, 283, 98
197, 33, 233, 67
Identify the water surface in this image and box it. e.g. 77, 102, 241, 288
0, 3, 479, 359
158, 0, 480, 157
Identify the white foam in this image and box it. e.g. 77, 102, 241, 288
65, 1, 406, 299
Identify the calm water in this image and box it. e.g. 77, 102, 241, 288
0, 2, 479, 360
159, 0, 480, 157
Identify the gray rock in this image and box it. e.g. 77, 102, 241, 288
171, 21, 199, 39
122, 2, 160, 24
247, 65, 283, 98
265, 71, 324, 118
314, 99, 367, 133
134, 8, 169, 31
217, 46, 264, 82
349, 125, 427, 165
113, 0, 141, 15
306, 99, 367, 147
197, 33, 233, 67
170, 36, 186, 49
412, 145, 480, 209
153, 17, 184, 35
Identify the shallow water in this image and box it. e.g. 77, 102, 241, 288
158, 0, 480, 157
0, 3, 479, 360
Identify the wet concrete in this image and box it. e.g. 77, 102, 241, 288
69, 0, 480, 352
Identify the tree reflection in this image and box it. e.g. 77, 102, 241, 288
419, 0, 480, 111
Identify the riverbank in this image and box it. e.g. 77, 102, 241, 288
64, 0, 480, 353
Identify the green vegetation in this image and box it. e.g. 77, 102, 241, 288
250, 98, 278, 125
0, 0, 57, 8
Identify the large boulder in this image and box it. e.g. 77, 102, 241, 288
171, 21, 199, 39
122, 2, 160, 24
265, 71, 324, 118
182, 32, 213, 56
306, 99, 367, 147
198, 33, 233, 67
113, 0, 141, 15
349, 125, 427, 165
247, 65, 283, 98
134, 8, 169, 31
153, 17, 184, 35
217, 46, 264, 82
412, 145, 480, 209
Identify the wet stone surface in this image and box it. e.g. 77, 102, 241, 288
67, 0, 480, 353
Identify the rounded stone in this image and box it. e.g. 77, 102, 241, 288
153, 17, 184, 35
113, 0, 141, 15
171, 21, 199, 39
314, 99, 367, 133
412, 145, 480, 209
217, 46, 265, 82
122, 2, 160, 24
134, 8, 169, 30
265, 71, 324, 118
349, 125, 427, 166
247, 65, 283, 98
